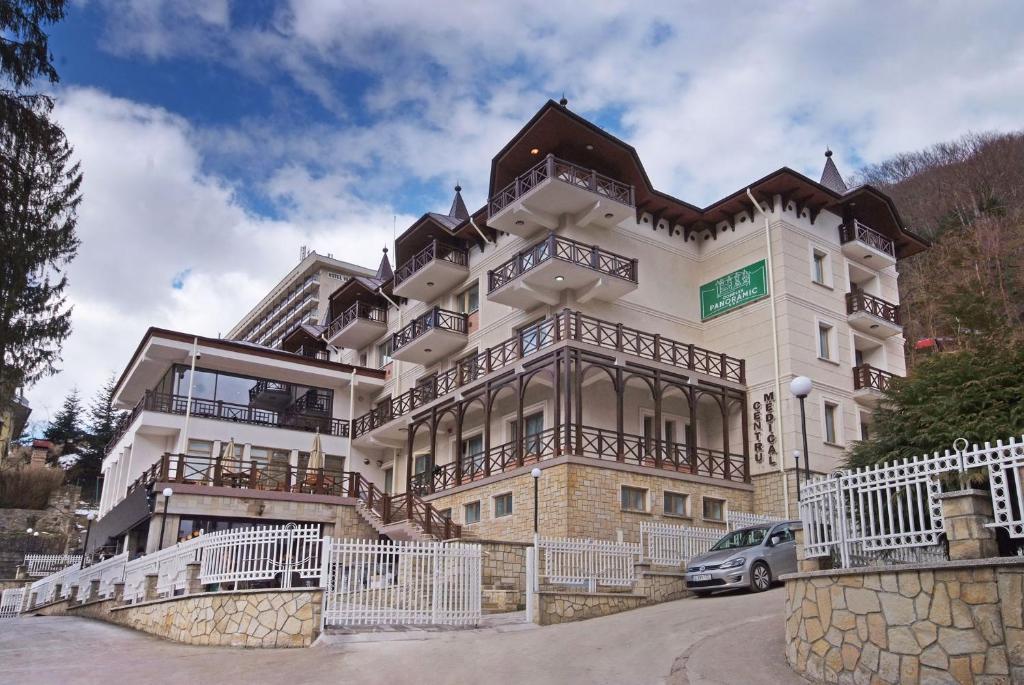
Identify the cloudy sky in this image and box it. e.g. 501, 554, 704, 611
23, 0, 1024, 427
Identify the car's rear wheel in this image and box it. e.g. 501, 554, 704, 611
750, 561, 771, 592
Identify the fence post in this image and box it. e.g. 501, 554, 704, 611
143, 574, 158, 602
185, 562, 202, 595
525, 545, 538, 625
88, 579, 100, 602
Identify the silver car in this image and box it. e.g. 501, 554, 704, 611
685, 520, 799, 596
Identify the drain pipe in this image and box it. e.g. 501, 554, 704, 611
745, 189, 790, 517
469, 216, 495, 245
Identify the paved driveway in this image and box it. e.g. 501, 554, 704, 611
0, 588, 805, 685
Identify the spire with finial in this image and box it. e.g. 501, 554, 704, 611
559, 93, 568, 107
819, 148, 848, 194
448, 182, 469, 221
375, 246, 393, 281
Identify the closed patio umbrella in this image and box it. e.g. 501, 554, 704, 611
307, 430, 325, 471
221, 438, 236, 461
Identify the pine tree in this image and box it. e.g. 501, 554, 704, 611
0, 1, 80, 416
44, 386, 84, 454
72, 374, 123, 499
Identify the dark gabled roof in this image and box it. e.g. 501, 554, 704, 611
819, 150, 849, 194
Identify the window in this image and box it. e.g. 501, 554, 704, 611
702, 497, 726, 522
621, 486, 648, 512
359, 352, 368, 367
818, 323, 834, 360
510, 411, 544, 455
464, 501, 481, 524
457, 283, 479, 314
414, 454, 431, 475
377, 339, 393, 368
824, 402, 839, 444
855, 348, 865, 367
462, 434, 485, 474
664, 492, 689, 517
494, 493, 513, 518
812, 249, 828, 285
860, 421, 870, 441
518, 318, 545, 355
383, 468, 393, 494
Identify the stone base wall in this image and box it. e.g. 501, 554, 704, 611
751, 469, 826, 520
479, 540, 528, 608
538, 590, 645, 625
635, 568, 689, 604
784, 559, 1024, 684
28, 588, 321, 648
426, 458, 752, 544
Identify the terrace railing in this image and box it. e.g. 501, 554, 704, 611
846, 290, 901, 326
393, 240, 468, 288
25, 554, 82, 577
391, 307, 468, 352
200, 523, 322, 589
353, 309, 745, 437
839, 220, 896, 258
408, 424, 747, 495
640, 522, 721, 567
852, 364, 898, 393
487, 232, 638, 293
537, 537, 640, 591
326, 301, 387, 339
489, 154, 635, 216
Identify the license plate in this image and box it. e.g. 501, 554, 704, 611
692, 573, 712, 582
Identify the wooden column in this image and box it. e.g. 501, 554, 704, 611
429, 407, 438, 494
516, 375, 525, 467
574, 350, 583, 456
454, 404, 464, 486
740, 393, 750, 482
653, 371, 663, 469
483, 384, 492, 478
553, 353, 562, 455
721, 389, 731, 481
688, 386, 698, 474
615, 368, 625, 461
404, 423, 414, 494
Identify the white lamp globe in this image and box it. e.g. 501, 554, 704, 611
162, 487, 174, 498
790, 376, 813, 398
86, 512, 96, 521
531, 468, 542, 478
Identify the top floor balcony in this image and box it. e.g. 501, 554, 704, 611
840, 220, 897, 269
846, 290, 902, 338
487, 232, 638, 309
392, 239, 469, 302
488, 154, 635, 238
390, 306, 469, 367
325, 301, 388, 350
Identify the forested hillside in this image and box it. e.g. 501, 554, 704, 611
856, 132, 1024, 361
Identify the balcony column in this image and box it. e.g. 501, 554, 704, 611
545, 153, 555, 179
483, 386, 492, 478
720, 389, 731, 481
653, 372, 663, 469
515, 375, 525, 468
454, 405, 464, 486
741, 393, 751, 483
562, 347, 573, 454
574, 349, 583, 456
404, 422, 414, 494
429, 407, 438, 495
687, 386, 698, 472
615, 368, 625, 462
553, 352, 562, 456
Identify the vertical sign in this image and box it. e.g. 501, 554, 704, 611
700, 260, 769, 320
752, 391, 777, 466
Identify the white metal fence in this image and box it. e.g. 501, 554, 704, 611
800, 435, 1024, 568
201, 523, 321, 589
25, 554, 82, 577
727, 511, 785, 530
0, 588, 26, 619
76, 552, 129, 600
537, 537, 640, 591
321, 538, 482, 627
640, 522, 721, 566
28, 561, 79, 605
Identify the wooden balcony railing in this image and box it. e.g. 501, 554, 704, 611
108, 392, 348, 456
248, 379, 290, 404
292, 345, 329, 361
408, 424, 747, 495
392, 306, 468, 352
326, 301, 387, 339
353, 309, 745, 437
128, 453, 460, 539
853, 364, 898, 392
846, 290, 901, 326
488, 154, 635, 216
393, 239, 468, 288
839, 221, 896, 258
487, 232, 638, 293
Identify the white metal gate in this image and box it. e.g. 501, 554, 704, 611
320, 538, 481, 627
0, 588, 25, 619
201, 523, 321, 589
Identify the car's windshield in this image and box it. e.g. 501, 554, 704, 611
710, 526, 768, 551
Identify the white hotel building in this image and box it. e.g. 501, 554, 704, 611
93, 100, 926, 554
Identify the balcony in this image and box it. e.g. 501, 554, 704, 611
846, 291, 902, 338
326, 301, 388, 350
248, 379, 292, 410
392, 240, 468, 302
488, 155, 635, 238
390, 307, 468, 366
488, 232, 638, 308
840, 221, 897, 269
853, 364, 898, 407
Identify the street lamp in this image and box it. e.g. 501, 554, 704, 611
789, 376, 813, 491
80, 512, 96, 569
531, 468, 542, 538
157, 487, 173, 550
793, 450, 802, 500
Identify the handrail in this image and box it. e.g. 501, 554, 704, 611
393, 239, 468, 287
846, 290, 900, 326
326, 301, 387, 340
353, 309, 745, 437
488, 232, 638, 293
392, 306, 468, 352
852, 364, 898, 392
408, 424, 747, 494
839, 220, 896, 258
489, 154, 635, 215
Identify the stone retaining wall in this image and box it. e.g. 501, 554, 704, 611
538, 590, 645, 625
783, 558, 1024, 684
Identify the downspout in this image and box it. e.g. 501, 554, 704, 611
176, 337, 200, 455
745, 189, 790, 517
469, 216, 495, 245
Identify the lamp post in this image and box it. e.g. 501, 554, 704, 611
157, 487, 173, 550
531, 468, 542, 538
80, 512, 96, 569
789, 376, 813, 494
793, 450, 802, 500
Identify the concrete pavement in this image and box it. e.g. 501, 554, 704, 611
0, 588, 806, 685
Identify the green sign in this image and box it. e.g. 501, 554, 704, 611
700, 260, 769, 320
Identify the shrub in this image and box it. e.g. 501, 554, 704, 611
0, 465, 65, 509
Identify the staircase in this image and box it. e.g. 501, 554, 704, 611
347, 475, 462, 541
353, 501, 432, 541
